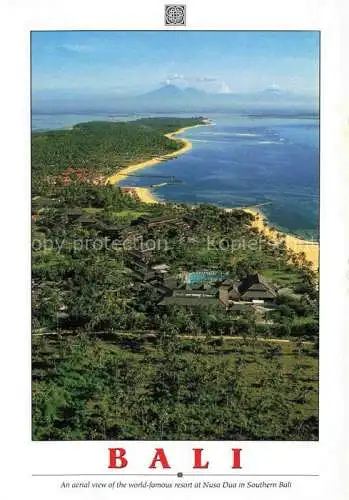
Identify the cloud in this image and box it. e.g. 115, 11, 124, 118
265, 83, 281, 91
58, 44, 94, 53
194, 76, 233, 93
164, 73, 186, 85
217, 81, 233, 94
166, 74, 216, 85
160, 73, 233, 94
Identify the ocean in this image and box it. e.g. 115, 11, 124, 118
32, 112, 319, 240
31, 113, 138, 131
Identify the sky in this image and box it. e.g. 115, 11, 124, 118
32, 31, 319, 99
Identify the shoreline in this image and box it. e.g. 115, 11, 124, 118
132, 187, 160, 204
105, 121, 319, 271
244, 207, 319, 271
105, 122, 209, 187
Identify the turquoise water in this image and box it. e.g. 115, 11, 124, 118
185, 271, 228, 285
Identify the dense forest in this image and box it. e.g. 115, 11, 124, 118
32, 118, 319, 441
32, 117, 201, 194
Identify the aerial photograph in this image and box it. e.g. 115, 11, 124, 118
31, 31, 319, 441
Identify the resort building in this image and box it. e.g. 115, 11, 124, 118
95, 223, 121, 240
131, 213, 195, 230
124, 239, 278, 309
218, 279, 240, 304
218, 273, 277, 307
238, 273, 277, 303
122, 229, 144, 247
159, 273, 278, 309
159, 285, 220, 307
125, 245, 172, 282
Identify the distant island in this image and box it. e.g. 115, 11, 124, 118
33, 83, 319, 115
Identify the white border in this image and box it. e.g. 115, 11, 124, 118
1, 0, 348, 498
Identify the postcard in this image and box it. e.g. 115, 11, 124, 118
2, 0, 348, 498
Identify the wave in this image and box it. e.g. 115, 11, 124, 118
190, 139, 211, 143
232, 132, 259, 137
258, 140, 284, 145
199, 131, 259, 137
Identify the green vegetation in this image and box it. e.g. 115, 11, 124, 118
33, 335, 318, 441
32, 117, 202, 195
32, 117, 318, 441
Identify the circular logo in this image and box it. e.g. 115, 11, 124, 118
165, 5, 185, 25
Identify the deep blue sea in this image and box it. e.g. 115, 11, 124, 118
32, 113, 319, 239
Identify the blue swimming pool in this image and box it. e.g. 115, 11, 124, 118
185, 271, 227, 285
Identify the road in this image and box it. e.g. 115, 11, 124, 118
32, 330, 314, 345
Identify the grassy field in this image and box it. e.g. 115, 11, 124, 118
262, 267, 303, 289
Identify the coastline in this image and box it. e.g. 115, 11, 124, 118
105, 121, 319, 271
132, 186, 160, 204
105, 122, 208, 187
244, 208, 319, 271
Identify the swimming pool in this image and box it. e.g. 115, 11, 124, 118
185, 271, 227, 285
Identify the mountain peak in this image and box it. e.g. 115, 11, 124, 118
260, 86, 284, 95
145, 84, 183, 97
183, 86, 206, 95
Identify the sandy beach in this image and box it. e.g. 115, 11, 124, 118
133, 187, 159, 204
244, 208, 319, 271
105, 122, 208, 186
